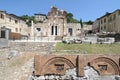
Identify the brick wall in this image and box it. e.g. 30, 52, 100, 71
10, 32, 21, 40
34, 54, 120, 77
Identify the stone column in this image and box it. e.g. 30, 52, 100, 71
54, 26, 55, 36
31, 21, 34, 39
59, 28, 60, 36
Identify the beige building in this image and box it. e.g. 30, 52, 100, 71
34, 14, 47, 22
0, 11, 29, 40
32, 6, 92, 40
93, 9, 120, 34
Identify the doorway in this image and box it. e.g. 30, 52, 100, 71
68, 28, 73, 36
1, 30, 5, 38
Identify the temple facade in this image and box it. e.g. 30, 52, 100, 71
32, 6, 92, 40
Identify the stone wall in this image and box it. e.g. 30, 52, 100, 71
9, 42, 56, 53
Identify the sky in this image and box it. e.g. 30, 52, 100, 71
0, 0, 120, 21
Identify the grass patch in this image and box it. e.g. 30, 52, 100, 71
54, 42, 120, 54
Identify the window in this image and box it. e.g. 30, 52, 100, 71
15, 20, 18, 24
98, 65, 107, 71
1, 30, 5, 38
104, 26, 106, 30
36, 28, 41, 31
104, 18, 106, 23
0, 14, 4, 19
55, 64, 64, 72
113, 14, 116, 20
15, 28, 18, 32
68, 28, 73, 36
108, 17, 112, 22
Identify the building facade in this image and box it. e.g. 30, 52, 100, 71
93, 9, 120, 34
34, 14, 47, 22
0, 11, 29, 40
32, 6, 92, 40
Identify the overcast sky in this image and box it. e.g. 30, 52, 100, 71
0, 0, 120, 21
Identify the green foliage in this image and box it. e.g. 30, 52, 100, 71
80, 19, 83, 28
21, 15, 37, 26
83, 20, 94, 25
66, 13, 79, 23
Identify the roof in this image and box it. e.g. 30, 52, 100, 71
9, 14, 25, 21
98, 12, 111, 20
34, 13, 46, 16
0, 10, 6, 13
0, 10, 26, 21
97, 9, 120, 20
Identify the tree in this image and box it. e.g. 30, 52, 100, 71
21, 15, 37, 26
66, 13, 73, 18
80, 19, 83, 28
66, 13, 79, 23
84, 20, 94, 25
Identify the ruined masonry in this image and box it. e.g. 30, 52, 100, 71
34, 54, 120, 80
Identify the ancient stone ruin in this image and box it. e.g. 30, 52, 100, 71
33, 54, 120, 80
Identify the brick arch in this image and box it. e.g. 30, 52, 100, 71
90, 57, 120, 75
41, 57, 75, 75
45, 57, 75, 68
